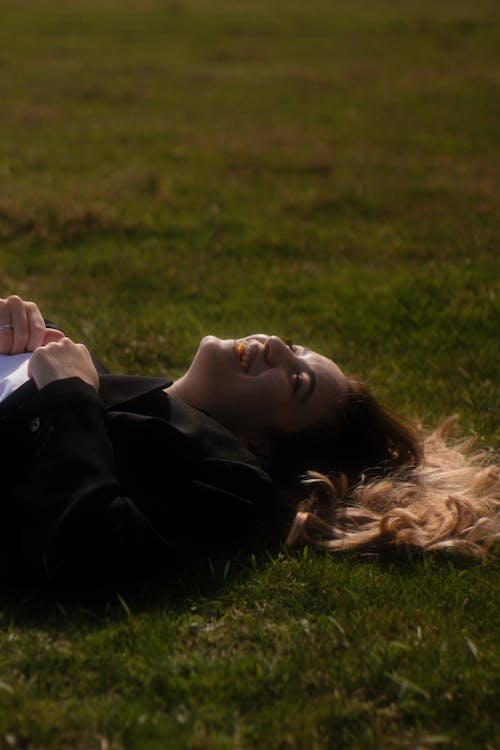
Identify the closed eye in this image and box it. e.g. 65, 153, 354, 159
293, 364, 316, 402
292, 370, 303, 394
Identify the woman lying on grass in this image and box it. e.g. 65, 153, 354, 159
0, 295, 498, 593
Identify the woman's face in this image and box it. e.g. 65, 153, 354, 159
169, 334, 347, 446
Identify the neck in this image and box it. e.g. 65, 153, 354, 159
166, 379, 268, 454
166, 377, 204, 412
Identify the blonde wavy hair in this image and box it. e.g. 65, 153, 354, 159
286, 416, 499, 559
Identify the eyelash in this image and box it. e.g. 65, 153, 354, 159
292, 370, 303, 393
286, 341, 304, 392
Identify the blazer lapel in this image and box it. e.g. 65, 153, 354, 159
98, 374, 172, 409
0, 373, 171, 416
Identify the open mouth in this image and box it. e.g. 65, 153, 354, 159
235, 339, 254, 371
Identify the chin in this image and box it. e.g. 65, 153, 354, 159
199, 335, 241, 377
199, 334, 221, 347
196, 335, 233, 366
198, 335, 226, 357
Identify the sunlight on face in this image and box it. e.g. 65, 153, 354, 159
168, 334, 347, 444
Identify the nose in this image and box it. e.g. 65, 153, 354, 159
265, 336, 299, 367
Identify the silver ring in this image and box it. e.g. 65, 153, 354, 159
0, 323, 14, 330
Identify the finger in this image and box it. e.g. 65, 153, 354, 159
56, 336, 75, 354
0, 298, 14, 354
42, 328, 65, 346
27, 339, 60, 381
27, 345, 46, 379
26, 350, 36, 379
9, 295, 30, 355
25, 301, 48, 351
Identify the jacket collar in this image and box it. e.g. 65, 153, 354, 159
0, 374, 172, 415
98, 374, 172, 408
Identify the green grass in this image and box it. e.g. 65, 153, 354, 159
0, 0, 499, 747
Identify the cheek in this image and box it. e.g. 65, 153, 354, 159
253, 369, 289, 403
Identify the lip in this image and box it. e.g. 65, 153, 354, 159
234, 339, 259, 374
234, 340, 242, 368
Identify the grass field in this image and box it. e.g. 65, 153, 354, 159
0, 0, 499, 748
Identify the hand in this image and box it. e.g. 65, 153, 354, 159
0, 295, 65, 355
28, 337, 100, 392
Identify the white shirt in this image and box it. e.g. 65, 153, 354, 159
0, 353, 32, 403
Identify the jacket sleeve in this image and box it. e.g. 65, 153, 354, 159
9, 377, 174, 593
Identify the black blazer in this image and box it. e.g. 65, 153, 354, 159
0, 373, 279, 592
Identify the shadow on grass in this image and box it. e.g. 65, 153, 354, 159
0, 542, 490, 633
